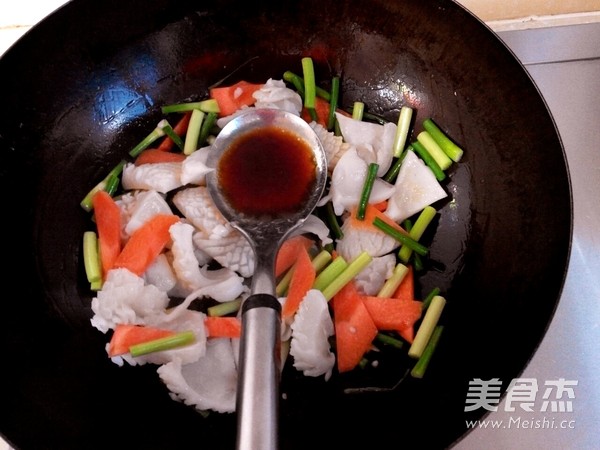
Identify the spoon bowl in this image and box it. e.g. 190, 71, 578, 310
206, 108, 327, 449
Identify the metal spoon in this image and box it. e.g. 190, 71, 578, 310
206, 108, 327, 450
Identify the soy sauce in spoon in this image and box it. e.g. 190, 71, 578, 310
206, 109, 327, 450
218, 126, 317, 216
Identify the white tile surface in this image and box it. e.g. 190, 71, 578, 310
0, 0, 67, 24
0, 0, 69, 56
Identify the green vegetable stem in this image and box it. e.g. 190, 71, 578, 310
327, 76, 340, 131
398, 206, 437, 263
372, 217, 429, 256
410, 142, 446, 182
321, 251, 372, 301
409, 295, 446, 359
411, 325, 444, 378
356, 162, 379, 220
392, 106, 413, 157
129, 330, 196, 357
423, 118, 463, 162
416, 131, 452, 171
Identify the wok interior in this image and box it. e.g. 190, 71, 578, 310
0, 0, 571, 448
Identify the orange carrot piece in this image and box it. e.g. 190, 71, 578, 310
275, 235, 314, 278
302, 96, 330, 128
301, 96, 351, 128
372, 200, 388, 211
209, 81, 263, 117
332, 281, 378, 373
134, 148, 187, 166
108, 324, 175, 357
157, 112, 191, 152
92, 191, 122, 278
204, 316, 242, 338
282, 246, 317, 319
361, 296, 422, 333
393, 265, 414, 302
113, 214, 180, 276
397, 326, 415, 344
347, 204, 407, 234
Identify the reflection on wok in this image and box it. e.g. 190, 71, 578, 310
0, 0, 571, 449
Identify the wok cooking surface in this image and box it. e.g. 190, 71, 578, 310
0, 1, 571, 449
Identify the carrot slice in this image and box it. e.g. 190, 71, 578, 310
361, 296, 422, 333
134, 148, 187, 166
332, 281, 378, 373
204, 316, 242, 338
92, 191, 122, 278
113, 214, 180, 276
275, 235, 314, 278
157, 112, 191, 152
302, 96, 330, 128
108, 324, 175, 357
209, 81, 263, 117
347, 204, 407, 234
397, 326, 415, 344
282, 246, 316, 319
393, 265, 414, 302
371, 200, 388, 211
301, 96, 352, 128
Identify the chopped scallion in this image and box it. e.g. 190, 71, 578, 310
410, 142, 446, 182
416, 131, 452, 171
161, 99, 220, 114
422, 287, 441, 311
352, 101, 364, 120
283, 71, 305, 97
372, 217, 428, 256
80, 160, 126, 211
198, 111, 218, 147
301, 57, 317, 110
83, 231, 102, 285
411, 325, 444, 378
283, 71, 331, 101
321, 251, 372, 301
392, 106, 413, 157
129, 330, 196, 357
377, 263, 409, 298
327, 76, 340, 131
324, 201, 344, 240
277, 249, 333, 296
375, 333, 405, 349
423, 118, 463, 162
104, 171, 121, 197
207, 298, 242, 317
183, 109, 205, 155
128, 120, 167, 158
311, 249, 333, 273
398, 206, 437, 263
356, 162, 379, 220
412, 252, 424, 271
382, 148, 409, 183
408, 295, 446, 359
313, 256, 348, 292
90, 279, 103, 291
161, 123, 184, 151
276, 265, 295, 297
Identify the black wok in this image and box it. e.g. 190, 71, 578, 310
0, 0, 571, 449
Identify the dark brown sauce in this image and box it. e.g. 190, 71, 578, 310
218, 126, 317, 216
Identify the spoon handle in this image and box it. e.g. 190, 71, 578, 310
235, 293, 282, 450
